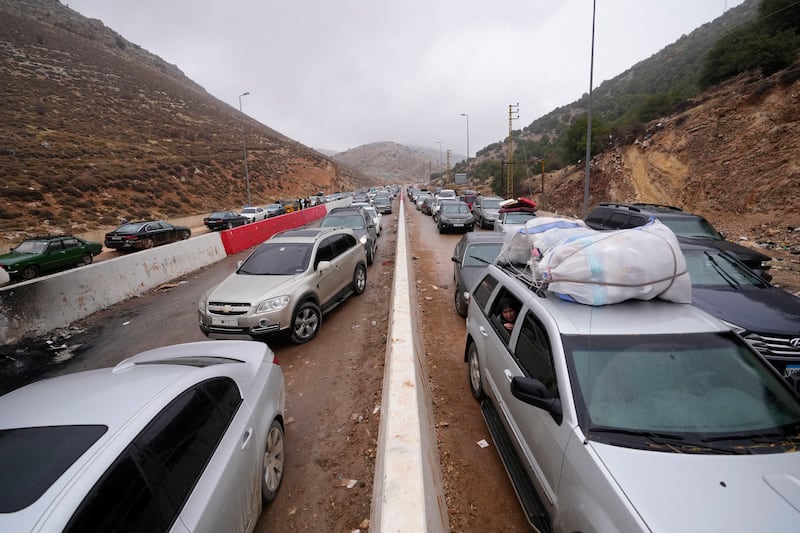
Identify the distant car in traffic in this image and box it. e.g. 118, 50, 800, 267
472, 195, 505, 229
203, 211, 248, 230
265, 204, 286, 218
0, 234, 103, 281
240, 206, 267, 223
320, 207, 378, 265
0, 340, 286, 533
451, 232, 505, 317
437, 201, 475, 233
104, 221, 191, 251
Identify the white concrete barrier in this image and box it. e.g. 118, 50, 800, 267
371, 196, 448, 532
0, 233, 226, 344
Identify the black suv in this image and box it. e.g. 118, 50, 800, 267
585, 203, 772, 280
319, 207, 378, 265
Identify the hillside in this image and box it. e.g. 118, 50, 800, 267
0, 0, 371, 246
332, 141, 464, 184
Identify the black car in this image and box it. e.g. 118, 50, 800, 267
680, 238, 800, 377
203, 211, 248, 230
451, 232, 505, 317
437, 201, 475, 234
104, 220, 191, 251
584, 202, 772, 280
319, 207, 378, 265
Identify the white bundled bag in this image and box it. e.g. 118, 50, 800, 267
497, 217, 595, 265
538, 219, 691, 305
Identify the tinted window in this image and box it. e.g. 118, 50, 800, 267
315, 237, 336, 266
607, 213, 630, 228
67, 378, 242, 532
63, 238, 80, 249
515, 313, 557, 396
332, 233, 358, 257
472, 275, 498, 311
239, 242, 312, 275
0, 425, 107, 512
46, 241, 64, 252
462, 243, 503, 267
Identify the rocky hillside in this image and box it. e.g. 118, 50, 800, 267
0, 0, 369, 246
332, 141, 464, 184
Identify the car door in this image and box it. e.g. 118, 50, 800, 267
41, 240, 69, 272
313, 235, 344, 305
61, 238, 85, 268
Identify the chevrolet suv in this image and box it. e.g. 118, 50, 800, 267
584, 202, 772, 280
198, 227, 367, 344
465, 262, 800, 531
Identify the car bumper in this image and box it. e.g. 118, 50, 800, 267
198, 308, 288, 338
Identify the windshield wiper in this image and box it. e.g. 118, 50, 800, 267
704, 252, 740, 289
589, 425, 738, 454
467, 255, 492, 265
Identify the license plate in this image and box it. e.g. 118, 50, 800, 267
453, 223, 464, 227
212, 316, 238, 327
785, 365, 800, 377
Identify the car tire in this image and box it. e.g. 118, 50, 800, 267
81, 253, 93, 266
261, 419, 285, 504
468, 342, 485, 400
226, 221, 233, 229
366, 245, 374, 266
437, 223, 444, 234
454, 286, 467, 318
181, 231, 190, 240
142, 238, 155, 249
290, 301, 321, 343
20, 264, 39, 280
353, 264, 367, 295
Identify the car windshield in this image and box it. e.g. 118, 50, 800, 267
566, 331, 800, 451
463, 243, 504, 266
13, 240, 48, 254
442, 204, 470, 215
482, 199, 503, 209
238, 242, 312, 275
659, 216, 722, 239
113, 223, 145, 234
684, 249, 767, 288
504, 212, 536, 224
320, 215, 365, 230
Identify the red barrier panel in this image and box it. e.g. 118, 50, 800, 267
218, 205, 327, 255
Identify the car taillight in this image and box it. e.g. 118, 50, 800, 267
124, 235, 139, 240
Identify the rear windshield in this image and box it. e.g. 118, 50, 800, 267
0, 425, 108, 512
320, 215, 365, 230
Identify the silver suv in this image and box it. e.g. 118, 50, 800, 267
198, 227, 367, 343
465, 262, 800, 531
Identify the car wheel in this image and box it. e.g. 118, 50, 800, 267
468, 342, 485, 400
454, 286, 467, 318
20, 264, 39, 280
437, 223, 444, 234
366, 245, 374, 266
261, 419, 285, 504
226, 221, 233, 229
290, 301, 321, 343
353, 264, 367, 295
81, 253, 93, 266
142, 238, 155, 249
181, 231, 190, 240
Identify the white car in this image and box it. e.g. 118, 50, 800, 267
361, 205, 382, 236
0, 340, 286, 533
240, 206, 267, 223
0, 266, 9, 286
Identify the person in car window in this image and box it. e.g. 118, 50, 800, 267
499, 298, 517, 331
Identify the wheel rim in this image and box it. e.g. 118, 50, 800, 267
143, 239, 154, 249
82, 254, 92, 266
263, 424, 285, 493
294, 307, 319, 340
355, 266, 366, 292
21, 266, 38, 280
469, 345, 481, 392
226, 221, 233, 229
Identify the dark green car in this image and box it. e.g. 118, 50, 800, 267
0, 235, 103, 281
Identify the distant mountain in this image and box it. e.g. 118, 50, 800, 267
332, 142, 464, 184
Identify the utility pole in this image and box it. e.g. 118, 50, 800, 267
460, 113, 470, 180
507, 103, 519, 198
239, 92, 252, 206
446, 149, 452, 187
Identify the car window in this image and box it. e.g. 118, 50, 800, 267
15, 240, 48, 254
239, 242, 312, 275
66, 378, 242, 533
514, 312, 557, 396
47, 241, 64, 253
489, 289, 521, 343
505, 213, 535, 224
606, 212, 629, 228
482, 199, 502, 209
332, 233, 358, 257
660, 217, 721, 239
463, 243, 503, 267
63, 238, 80, 249
684, 249, 764, 287
320, 215, 365, 230
315, 236, 336, 267
472, 275, 498, 311
0, 425, 108, 513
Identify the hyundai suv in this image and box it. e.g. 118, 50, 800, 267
198, 227, 367, 344
584, 202, 772, 280
465, 262, 800, 531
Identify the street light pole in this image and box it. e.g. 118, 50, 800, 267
460, 113, 470, 180
238, 91, 252, 206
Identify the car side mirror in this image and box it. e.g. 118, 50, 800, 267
451, 256, 460, 264
511, 376, 562, 424
317, 260, 332, 272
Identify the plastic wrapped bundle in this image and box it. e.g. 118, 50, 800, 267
497, 217, 595, 266
540, 219, 691, 305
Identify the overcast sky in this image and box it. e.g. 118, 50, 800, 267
64, 0, 744, 156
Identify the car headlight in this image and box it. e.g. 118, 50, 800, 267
256, 295, 290, 313
359, 235, 368, 245
198, 290, 210, 311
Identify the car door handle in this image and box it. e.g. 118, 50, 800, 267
478, 325, 488, 338
241, 428, 253, 450
504, 369, 514, 382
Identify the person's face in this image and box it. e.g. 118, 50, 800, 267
501, 307, 515, 321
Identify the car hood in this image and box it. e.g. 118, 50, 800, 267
208, 271, 300, 302
592, 442, 800, 530
441, 213, 475, 223
459, 266, 488, 293
0, 252, 36, 266
691, 286, 800, 334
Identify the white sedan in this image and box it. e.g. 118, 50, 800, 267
240, 206, 267, 223
0, 340, 285, 533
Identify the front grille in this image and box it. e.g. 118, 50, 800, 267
743, 332, 800, 359
208, 301, 251, 316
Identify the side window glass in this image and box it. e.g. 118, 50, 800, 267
472, 275, 498, 311
489, 290, 521, 343
329, 235, 348, 261
47, 241, 64, 253
629, 215, 648, 227
63, 238, 79, 249
341, 233, 357, 251
315, 237, 336, 267
514, 312, 557, 396
607, 213, 629, 228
